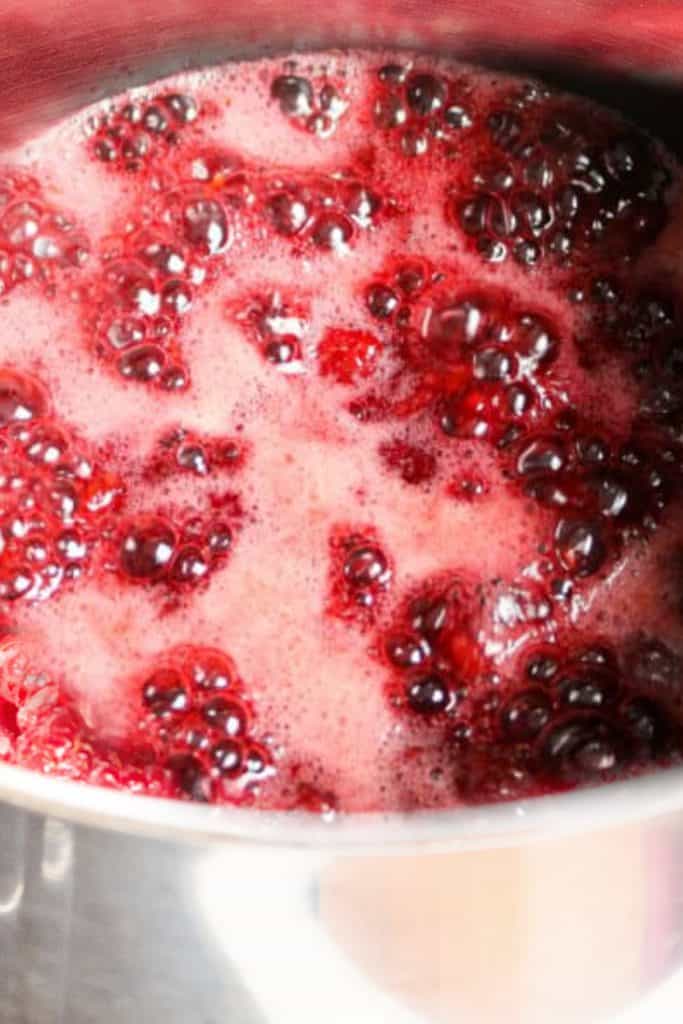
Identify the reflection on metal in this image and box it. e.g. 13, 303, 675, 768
193, 849, 423, 1024
41, 819, 74, 884
0, 879, 24, 916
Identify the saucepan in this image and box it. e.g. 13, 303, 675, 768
2, 3, 683, 1021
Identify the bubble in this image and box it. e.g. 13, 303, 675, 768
95, 137, 118, 163
386, 634, 432, 669
307, 113, 335, 139
267, 192, 309, 236
366, 284, 399, 320
143, 669, 189, 716
473, 347, 516, 382
162, 93, 199, 123
212, 740, 243, 777
401, 128, 429, 157
538, 713, 627, 781
172, 546, 209, 583
118, 345, 166, 383
346, 184, 380, 226
487, 110, 522, 149
202, 696, 247, 737
162, 279, 193, 315
406, 674, 453, 715
501, 689, 552, 741
444, 105, 472, 130
271, 75, 314, 118
142, 105, 169, 134
405, 73, 447, 116
182, 198, 231, 255
377, 64, 407, 84
311, 213, 353, 251
555, 519, 606, 577
343, 545, 390, 588
517, 437, 566, 476
0, 370, 48, 427
374, 95, 408, 129
120, 517, 177, 580
1, 201, 42, 247
106, 260, 160, 315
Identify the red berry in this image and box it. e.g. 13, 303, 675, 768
317, 328, 382, 384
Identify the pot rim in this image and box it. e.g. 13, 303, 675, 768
1, 759, 682, 850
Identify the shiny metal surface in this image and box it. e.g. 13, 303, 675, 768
3, 798, 683, 1023
3, 3, 683, 1021
3, 0, 683, 147
0, 805, 265, 1023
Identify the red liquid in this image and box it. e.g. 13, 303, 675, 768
1, 50, 683, 814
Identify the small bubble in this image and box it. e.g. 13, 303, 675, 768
267, 192, 309, 236
311, 213, 353, 251
405, 73, 446, 116
142, 105, 169, 134
162, 93, 199, 123
271, 75, 314, 118
306, 113, 335, 138
377, 64, 407, 84
118, 345, 165, 383
183, 198, 231, 255
444, 105, 472, 130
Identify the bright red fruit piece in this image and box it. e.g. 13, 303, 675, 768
317, 328, 383, 384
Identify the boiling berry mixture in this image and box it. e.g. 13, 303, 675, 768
1, 51, 683, 814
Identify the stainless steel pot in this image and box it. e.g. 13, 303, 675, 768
2, 4, 683, 1021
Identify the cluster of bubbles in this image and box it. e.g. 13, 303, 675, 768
0, 171, 89, 296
